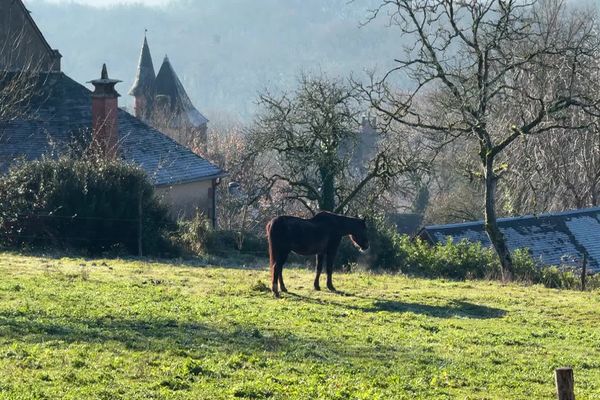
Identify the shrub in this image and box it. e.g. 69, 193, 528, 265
399, 237, 499, 279
177, 212, 213, 254
178, 213, 268, 258
540, 266, 579, 289
334, 214, 406, 271
334, 236, 361, 270
510, 248, 542, 282
363, 215, 407, 271
0, 157, 175, 255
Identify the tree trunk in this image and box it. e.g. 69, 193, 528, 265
319, 166, 336, 212
484, 156, 514, 281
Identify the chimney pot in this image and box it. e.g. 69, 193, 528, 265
89, 64, 122, 159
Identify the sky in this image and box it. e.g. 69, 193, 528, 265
25, 0, 399, 121
33, 0, 172, 6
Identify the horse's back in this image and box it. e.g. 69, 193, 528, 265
310, 211, 339, 224
267, 215, 302, 231
267, 215, 300, 241
267, 215, 328, 254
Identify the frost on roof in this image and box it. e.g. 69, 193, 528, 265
421, 207, 600, 272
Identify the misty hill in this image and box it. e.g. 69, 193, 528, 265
28, 0, 402, 122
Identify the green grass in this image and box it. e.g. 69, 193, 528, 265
0, 252, 599, 399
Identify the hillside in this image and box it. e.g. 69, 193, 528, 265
0, 252, 598, 399
28, 0, 402, 120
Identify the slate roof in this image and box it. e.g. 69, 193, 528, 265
129, 36, 156, 97
417, 207, 600, 272
154, 56, 209, 128
0, 72, 224, 186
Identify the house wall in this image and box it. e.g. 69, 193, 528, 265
0, 0, 61, 72
155, 179, 214, 222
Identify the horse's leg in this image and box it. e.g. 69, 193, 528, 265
326, 239, 341, 292
314, 253, 324, 290
270, 249, 289, 297
271, 251, 289, 297
277, 252, 290, 293
270, 257, 280, 298
325, 256, 336, 292
267, 221, 280, 298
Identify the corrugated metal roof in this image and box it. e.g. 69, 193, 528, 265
418, 207, 600, 272
0, 72, 223, 186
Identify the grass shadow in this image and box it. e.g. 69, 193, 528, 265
286, 292, 506, 319
0, 310, 401, 363
369, 299, 506, 319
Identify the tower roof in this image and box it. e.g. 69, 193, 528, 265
154, 55, 208, 128
128, 35, 156, 97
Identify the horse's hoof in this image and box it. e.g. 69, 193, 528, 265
273, 291, 280, 298
280, 287, 288, 293
327, 286, 336, 292
314, 285, 321, 291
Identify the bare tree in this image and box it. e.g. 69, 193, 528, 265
198, 118, 280, 247
362, 0, 600, 279
423, 139, 485, 224
503, 89, 600, 213
248, 73, 420, 216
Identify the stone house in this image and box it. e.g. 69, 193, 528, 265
0, 0, 225, 225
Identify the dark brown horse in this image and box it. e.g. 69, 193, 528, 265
266, 211, 369, 297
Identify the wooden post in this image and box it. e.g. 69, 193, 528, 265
138, 187, 143, 257
555, 368, 575, 400
581, 254, 587, 291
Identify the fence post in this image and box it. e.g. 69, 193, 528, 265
581, 254, 587, 291
138, 187, 143, 257
555, 368, 575, 400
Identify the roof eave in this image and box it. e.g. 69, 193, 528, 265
154, 171, 228, 188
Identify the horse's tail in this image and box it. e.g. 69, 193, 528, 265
266, 220, 275, 278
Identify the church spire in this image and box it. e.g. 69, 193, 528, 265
129, 33, 156, 97
129, 33, 156, 119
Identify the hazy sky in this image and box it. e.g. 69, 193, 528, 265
31, 0, 171, 6
26, 0, 397, 120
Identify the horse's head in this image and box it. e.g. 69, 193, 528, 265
350, 218, 369, 252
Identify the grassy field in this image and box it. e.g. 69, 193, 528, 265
0, 252, 598, 399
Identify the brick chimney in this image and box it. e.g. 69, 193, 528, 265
89, 64, 122, 158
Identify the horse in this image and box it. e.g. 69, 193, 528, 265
266, 211, 370, 298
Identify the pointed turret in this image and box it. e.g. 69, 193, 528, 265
151, 55, 209, 148
129, 34, 156, 119
154, 55, 208, 129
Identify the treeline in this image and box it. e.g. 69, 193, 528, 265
0, 155, 597, 291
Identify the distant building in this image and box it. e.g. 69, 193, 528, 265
417, 207, 600, 272
129, 36, 208, 150
0, 0, 224, 224
0, 0, 61, 71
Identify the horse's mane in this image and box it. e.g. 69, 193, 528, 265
311, 211, 360, 221
310, 211, 364, 233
